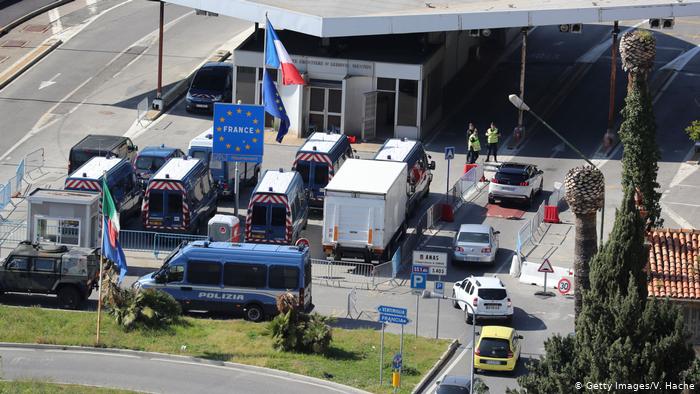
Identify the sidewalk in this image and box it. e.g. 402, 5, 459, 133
521, 220, 575, 270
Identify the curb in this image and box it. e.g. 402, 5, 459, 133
0, 0, 74, 38
0, 37, 62, 90
411, 339, 461, 394
0, 342, 370, 394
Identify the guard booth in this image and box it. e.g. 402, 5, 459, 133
26, 189, 100, 248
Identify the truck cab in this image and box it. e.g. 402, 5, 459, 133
0, 241, 100, 309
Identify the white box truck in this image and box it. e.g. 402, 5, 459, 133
322, 159, 408, 263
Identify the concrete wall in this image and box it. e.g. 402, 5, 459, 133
343, 76, 373, 137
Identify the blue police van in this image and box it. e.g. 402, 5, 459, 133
188, 128, 261, 196
65, 157, 142, 220
292, 132, 353, 208
246, 169, 308, 245
134, 240, 312, 321
133, 145, 185, 189
142, 157, 218, 233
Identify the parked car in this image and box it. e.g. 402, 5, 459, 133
68, 134, 138, 174
433, 376, 472, 394
452, 276, 513, 324
474, 325, 522, 373
133, 145, 185, 189
488, 162, 543, 207
0, 241, 100, 309
452, 224, 499, 264
185, 62, 233, 112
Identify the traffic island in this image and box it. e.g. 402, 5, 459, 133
0, 305, 449, 393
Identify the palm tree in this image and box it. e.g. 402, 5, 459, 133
619, 30, 656, 87
565, 165, 605, 319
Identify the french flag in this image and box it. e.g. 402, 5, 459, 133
265, 18, 305, 85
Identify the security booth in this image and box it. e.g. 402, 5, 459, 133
26, 189, 100, 248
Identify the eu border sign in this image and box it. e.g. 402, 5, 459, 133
212, 103, 264, 163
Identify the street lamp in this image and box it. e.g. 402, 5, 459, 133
422, 290, 477, 393
507, 94, 605, 246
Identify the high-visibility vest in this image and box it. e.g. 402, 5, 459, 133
486, 127, 499, 143
468, 135, 481, 151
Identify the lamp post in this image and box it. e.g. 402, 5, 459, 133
507, 94, 605, 246
422, 290, 477, 393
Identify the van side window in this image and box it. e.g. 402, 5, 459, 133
6, 257, 29, 270
224, 263, 267, 288
269, 265, 299, 289
187, 261, 221, 285
193, 178, 204, 201
33, 258, 56, 272
167, 265, 184, 282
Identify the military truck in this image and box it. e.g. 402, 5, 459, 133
0, 241, 100, 309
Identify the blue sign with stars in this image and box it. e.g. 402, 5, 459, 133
212, 103, 264, 163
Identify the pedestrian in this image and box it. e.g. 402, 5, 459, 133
485, 122, 500, 162
467, 124, 481, 164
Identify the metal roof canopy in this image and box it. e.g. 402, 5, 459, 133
164, 0, 700, 37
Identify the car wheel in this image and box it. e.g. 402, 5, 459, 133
57, 286, 81, 310
452, 290, 459, 309
465, 309, 473, 324
245, 304, 265, 322
488, 195, 495, 204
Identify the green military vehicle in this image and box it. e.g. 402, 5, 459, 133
0, 241, 100, 309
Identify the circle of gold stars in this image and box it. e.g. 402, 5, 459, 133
215, 105, 262, 153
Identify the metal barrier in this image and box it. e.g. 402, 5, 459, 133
0, 183, 9, 211
515, 201, 547, 256
311, 258, 376, 289
153, 233, 208, 257
548, 181, 565, 207
24, 148, 45, 179
119, 230, 157, 253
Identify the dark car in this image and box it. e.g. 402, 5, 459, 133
68, 134, 138, 174
185, 62, 233, 112
434, 376, 472, 394
0, 241, 100, 309
133, 145, 185, 188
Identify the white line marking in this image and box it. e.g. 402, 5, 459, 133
662, 203, 695, 229
48, 8, 63, 35
433, 342, 471, 385
660, 45, 700, 71
577, 21, 644, 64
662, 201, 700, 208
45, 350, 139, 358
38, 72, 61, 90
0, 347, 36, 352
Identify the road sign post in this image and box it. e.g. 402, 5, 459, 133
434, 280, 444, 339
558, 277, 572, 295
535, 258, 556, 297
377, 305, 409, 386
445, 146, 454, 202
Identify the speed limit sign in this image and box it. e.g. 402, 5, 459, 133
557, 278, 572, 295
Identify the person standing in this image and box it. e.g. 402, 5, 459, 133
485, 122, 500, 162
467, 124, 481, 164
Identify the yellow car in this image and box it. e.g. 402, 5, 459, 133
474, 326, 522, 373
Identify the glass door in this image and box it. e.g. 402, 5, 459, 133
308, 87, 342, 134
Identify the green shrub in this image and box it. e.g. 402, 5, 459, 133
685, 120, 700, 142
268, 293, 332, 354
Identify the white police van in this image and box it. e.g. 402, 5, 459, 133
134, 240, 312, 321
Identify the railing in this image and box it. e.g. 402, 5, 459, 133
516, 201, 547, 256
0, 148, 44, 218
311, 258, 376, 289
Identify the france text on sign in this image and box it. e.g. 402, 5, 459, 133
412, 265, 429, 274
538, 258, 555, 273
444, 146, 455, 160
429, 266, 447, 276
379, 314, 410, 325
212, 103, 264, 163
413, 251, 447, 267
410, 272, 427, 289
377, 305, 407, 317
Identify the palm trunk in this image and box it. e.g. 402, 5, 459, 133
574, 211, 598, 320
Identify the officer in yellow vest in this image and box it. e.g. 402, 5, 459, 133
485, 122, 500, 162
467, 123, 481, 164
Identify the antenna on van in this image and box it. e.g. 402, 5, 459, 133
165, 174, 170, 179
206, 134, 213, 139
387, 155, 392, 160
82, 172, 87, 177
312, 146, 317, 151
268, 186, 273, 192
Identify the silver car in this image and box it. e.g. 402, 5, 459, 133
452, 224, 499, 263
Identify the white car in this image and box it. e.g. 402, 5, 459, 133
452, 224, 499, 263
452, 276, 513, 324
488, 163, 543, 207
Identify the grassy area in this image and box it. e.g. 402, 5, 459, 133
0, 380, 137, 393
0, 306, 449, 393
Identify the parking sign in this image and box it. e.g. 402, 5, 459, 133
410, 272, 427, 289
434, 281, 444, 295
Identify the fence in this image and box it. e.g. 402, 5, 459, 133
515, 201, 547, 256
446, 165, 483, 211
548, 181, 565, 207
0, 148, 45, 217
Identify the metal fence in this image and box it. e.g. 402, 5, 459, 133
516, 201, 547, 256
0, 148, 44, 216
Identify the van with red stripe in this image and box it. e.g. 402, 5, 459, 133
142, 157, 218, 233
64, 157, 142, 221
246, 169, 308, 244
292, 132, 353, 208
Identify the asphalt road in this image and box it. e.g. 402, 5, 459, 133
0, 345, 367, 394
0, 0, 59, 29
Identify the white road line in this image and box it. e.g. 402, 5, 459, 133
45, 349, 140, 358
433, 342, 472, 384
0, 347, 36, 352
662, 203, 695, 228
48, 8, 63, 35
663, 201, 700, 208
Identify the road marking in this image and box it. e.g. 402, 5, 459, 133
45, 349, 139, 358
0, 347, 36, 352
38, 72, 61, 90
660, 44, 700, 72
149, 358, 353, 393
433, 341, 472, 385
663, 201, 700, 208
662, 204, 695, 229
48, 8, 63, 35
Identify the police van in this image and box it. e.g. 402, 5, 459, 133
142, 157, 218, 233
133, 240, 312, 321
188, 128, 261, 196
246, 169, 308, 245
64, 157, 142, 219
373, 138, 435, 214
292, 132, 353, 208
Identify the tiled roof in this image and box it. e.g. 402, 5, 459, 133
647, 229, 700, 300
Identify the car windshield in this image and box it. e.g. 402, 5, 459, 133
478, 337, 510, 358
457, 232, 489, 244
478, 288, 507, 300
191, 67, 227, 90
495, 170, 528, 185
437, 384, 470, 394
135, 156, 166, 171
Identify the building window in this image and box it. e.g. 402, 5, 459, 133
377, 78, 395, 92
397, 79, 418, 127
235, 66, 256, 104
35, 218, 80, 246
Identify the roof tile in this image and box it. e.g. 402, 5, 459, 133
647, 228, 700, 300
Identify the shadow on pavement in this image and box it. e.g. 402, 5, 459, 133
329, 316, 383, 331
511, 307, 547, 332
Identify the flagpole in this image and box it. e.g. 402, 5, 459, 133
95, 172, 106, 345
262, 13, 268, 104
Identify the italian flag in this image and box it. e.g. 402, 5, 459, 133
102, 178, 127, 282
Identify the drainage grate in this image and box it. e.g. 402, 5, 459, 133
23, 24, 50, 33
1, 40, 27, 48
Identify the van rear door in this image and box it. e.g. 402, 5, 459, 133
296, 160, 329, 199
148, 190, 184, 229
248, 199, 288, 243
